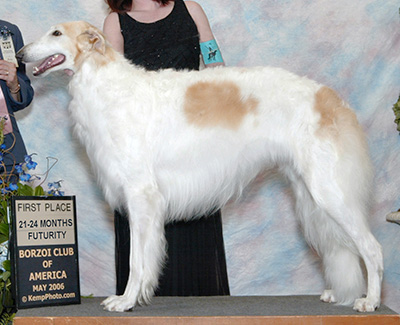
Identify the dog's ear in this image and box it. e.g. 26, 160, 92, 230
77, 27, 106, 54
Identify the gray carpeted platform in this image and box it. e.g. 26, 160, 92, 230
15, 295, 397, 317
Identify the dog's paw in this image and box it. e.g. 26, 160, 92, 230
353, 297, 380, 312
320, 290, 337, 303
101, 295, 136, 312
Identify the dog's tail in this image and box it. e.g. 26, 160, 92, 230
314, 86, 374, 218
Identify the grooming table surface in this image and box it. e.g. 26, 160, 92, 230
14, 295, 399, 325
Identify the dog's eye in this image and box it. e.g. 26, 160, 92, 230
52, 30, 62, 37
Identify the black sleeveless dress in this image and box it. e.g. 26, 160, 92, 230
115, 0, 230, 296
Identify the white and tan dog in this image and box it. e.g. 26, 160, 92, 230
18, 21, 383, 312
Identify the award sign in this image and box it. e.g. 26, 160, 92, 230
10, 196, 80, 309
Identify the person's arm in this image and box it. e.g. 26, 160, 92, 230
1, 23, 34, 109
103, 12, 125, 54
185, 1, 225, 67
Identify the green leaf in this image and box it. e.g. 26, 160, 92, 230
82, 294, 94, 298
1, 271, 10, 282
0, 224, 8, 237
0, 201, 7, 220
0, 201, 7, 211
2, 260, 11, 273
0, 234, 7, 245
3, 287, 13, 308
17, 184, 34, 196
34, 186, 45, 196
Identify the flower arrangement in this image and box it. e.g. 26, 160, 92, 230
0, 116, 63, 323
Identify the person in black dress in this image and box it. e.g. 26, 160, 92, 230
103, 0, 229, 296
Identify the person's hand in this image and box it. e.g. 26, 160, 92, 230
0, 59, 19, 92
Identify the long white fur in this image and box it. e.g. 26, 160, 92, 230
17, 21, 383, 312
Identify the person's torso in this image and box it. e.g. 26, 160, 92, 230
118, 0, 200, 71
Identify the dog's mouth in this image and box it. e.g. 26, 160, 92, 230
33, 54, 66, 76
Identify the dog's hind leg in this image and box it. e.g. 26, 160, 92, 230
319, 212, 382, 312
102, 185, 166, 312
294, 142, 383, 312
284, 167, 364, 306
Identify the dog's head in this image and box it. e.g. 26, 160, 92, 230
17, 21, 110, 77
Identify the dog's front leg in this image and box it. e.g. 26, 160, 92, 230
102, 186, 166, 312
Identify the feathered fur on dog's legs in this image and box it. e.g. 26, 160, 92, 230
320, 245, 364, 305
283, 132, 382, 312
293, 144, 382, 312
316, 162, 382, 312
102, 185, 166, 312
320, 209, 382, 312
284, 167, 364, 306
301, 182, 381, 312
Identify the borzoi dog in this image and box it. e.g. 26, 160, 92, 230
17, 21, 383, 312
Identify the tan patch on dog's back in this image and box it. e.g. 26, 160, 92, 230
314, 86, 360, 137
184, 81, 259, 129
